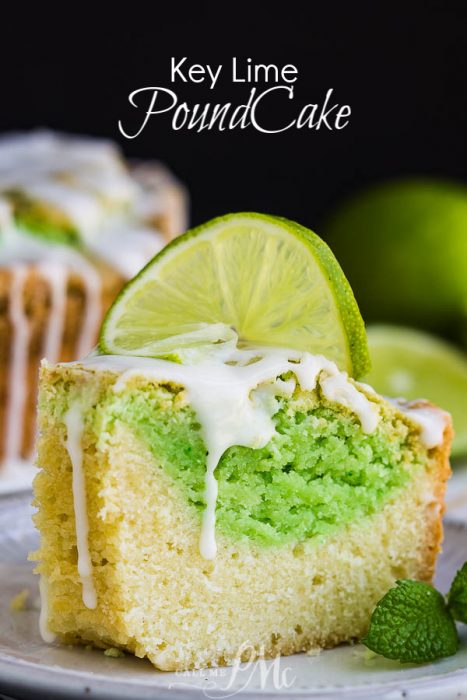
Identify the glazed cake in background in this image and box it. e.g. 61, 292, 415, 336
0, 131, 187, 484
32, 348, 452, 671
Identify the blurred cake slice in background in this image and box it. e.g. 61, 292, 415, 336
0, 130, 188, 489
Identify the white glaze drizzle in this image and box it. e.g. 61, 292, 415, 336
0, 231, 104, 468
0, 227, 103, 357
0, 230, 154, 472
4, 265, 30, 462
0, 131, 137, 239
405, 406, 448, 449
64, 400, 97, 609
25, 263, 69, 462
389, 399, 450, 449
37, 262, 68, 363
38, 575, 56, 643
0, 132, 180, 481
73, 258, 102, 358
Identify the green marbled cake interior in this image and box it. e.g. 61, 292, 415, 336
4, 189, 80, 245
48, 371, 427, 547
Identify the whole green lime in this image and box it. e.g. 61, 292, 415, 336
324, 179, 467, 337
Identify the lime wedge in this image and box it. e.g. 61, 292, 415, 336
365, 325, 467, 457
100, 213, 370, 377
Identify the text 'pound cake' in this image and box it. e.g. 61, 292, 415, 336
31, 213, 452, 671
0, 131, 187, 487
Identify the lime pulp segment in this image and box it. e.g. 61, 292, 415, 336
100, 213, 370, 378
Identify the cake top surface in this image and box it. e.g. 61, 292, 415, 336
64, 343, 450, 451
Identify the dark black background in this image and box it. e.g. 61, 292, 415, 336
1, 2, 466, 231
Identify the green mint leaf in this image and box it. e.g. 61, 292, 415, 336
362, 580, 458, 663
448, 562, 467, 623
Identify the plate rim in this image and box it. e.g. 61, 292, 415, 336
1, 650, 467, 700
0, 497, 467, 699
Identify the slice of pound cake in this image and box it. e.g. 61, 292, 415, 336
0, 130, 187, 479
31, 213, 452, 671
33, 353, 451, 670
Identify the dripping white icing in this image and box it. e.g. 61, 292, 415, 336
64, 401, 97, 609
5, 265, 30, 462
320, 373, 379, 433
0, 231, 104, 469
74, 346, 381, 561
0, 229, 102, 358
73, 258, 102, 358
38, 576, 56, 643
389, 399, 449, 449
407, 407, 449, 449
25, 263, 68, 462
0, 131, 182, 481
38, 262, 68, 363
0, 228, 104, 353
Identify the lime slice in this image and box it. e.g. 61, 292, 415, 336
365, 325, 467, 457
100, 212, 370, 377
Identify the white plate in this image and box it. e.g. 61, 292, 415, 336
0, 461, 36, 497
0, 495, 466, 700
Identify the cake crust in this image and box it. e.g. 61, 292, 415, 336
414, 406, 453, 581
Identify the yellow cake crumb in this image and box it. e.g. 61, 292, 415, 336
10, 589, 30, 611
305, 647, 322, 657
104, 647, 126, 658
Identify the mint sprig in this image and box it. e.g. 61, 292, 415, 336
448, 562, 467, 624
362, 562, 467, 664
